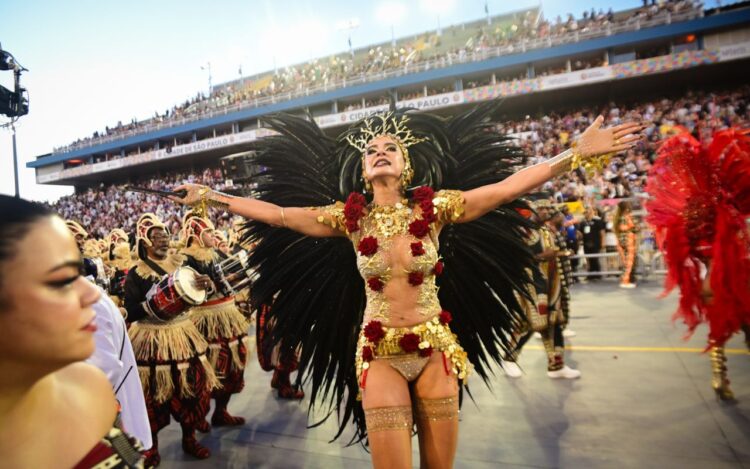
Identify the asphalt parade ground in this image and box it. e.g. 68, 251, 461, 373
159, 279, 750, 469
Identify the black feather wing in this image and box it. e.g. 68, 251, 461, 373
437, 101, 535, 383
239, 114, 367, 443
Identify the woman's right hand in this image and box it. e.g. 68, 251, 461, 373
170, 183, 207, 206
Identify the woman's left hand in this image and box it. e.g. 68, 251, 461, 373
577, 116, 643, 158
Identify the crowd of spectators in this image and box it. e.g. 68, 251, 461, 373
52, 84, 748, 248
500, 85, 748, 205
52, 0, 705, 154
51, 168, 241, 239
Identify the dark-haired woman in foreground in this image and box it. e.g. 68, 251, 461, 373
0, 195, 144, 468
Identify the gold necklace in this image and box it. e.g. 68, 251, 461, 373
367, 201, 411, 238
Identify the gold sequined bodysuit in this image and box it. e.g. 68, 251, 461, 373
316, 190, 471, 387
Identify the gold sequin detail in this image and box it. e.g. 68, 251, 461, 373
414, 396, 459, 421
432, 190, 465, 224
380, 354, 430, 381
364, 406, 413, 432
367, 202, 412, 238
355, 316, 471, 388
312, 202, 347, 233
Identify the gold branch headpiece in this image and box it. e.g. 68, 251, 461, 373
345, 113, 426, 152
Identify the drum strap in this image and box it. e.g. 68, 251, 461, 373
143, 257, 168, 277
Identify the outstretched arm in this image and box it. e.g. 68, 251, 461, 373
459, 116, 642, 223
170, 186, 345, 238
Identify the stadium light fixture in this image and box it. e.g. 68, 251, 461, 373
0, 43, 29, 198
337, 18, 361, 56
200, 62, 213, 95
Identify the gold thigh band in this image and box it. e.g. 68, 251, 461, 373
414, 395, 459, 421
365, 405, 413, 432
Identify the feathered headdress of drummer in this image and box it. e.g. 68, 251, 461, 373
180, 210, 215, 248
135, 213, 168, 259
65, 220, 89, 249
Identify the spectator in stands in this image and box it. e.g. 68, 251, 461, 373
579, 206, 607, 280
560, 205, 581, 278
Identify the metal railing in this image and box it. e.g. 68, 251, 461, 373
50, 9, 703, 156
570, 246, 667, 280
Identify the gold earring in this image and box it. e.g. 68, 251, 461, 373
362, 172, 372, 192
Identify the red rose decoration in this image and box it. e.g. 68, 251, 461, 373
410, 241, 425, 256
346, 192, 366, 207
367, 277, 385, 292
357, 236, 378, 256
420, 200, 436, 224
419, 346, 433, 358
344, 204, 362, 219
408, 219, 430, 238
413, 186, 435, 203
399, 333, 421, 353
433, 261, 444, 276
344, 192, 366, 232
362, 346, 374, 362
439, 310, 453, 324
408, 271, 424, 286
363, 321, 385, 343
345, 220, 359, 233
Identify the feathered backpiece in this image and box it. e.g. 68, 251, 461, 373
240, 102, 534, 444
646, 128, 750, 346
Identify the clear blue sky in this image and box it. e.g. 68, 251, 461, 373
1, 0, 666, 201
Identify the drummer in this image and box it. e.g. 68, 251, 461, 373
180, 211, 251, 428
103, 228, 133, 311
123, 213, 220, 466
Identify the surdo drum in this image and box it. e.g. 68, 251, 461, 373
144, 266, 207, 320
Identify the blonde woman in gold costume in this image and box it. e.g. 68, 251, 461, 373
171, 108, 641, 468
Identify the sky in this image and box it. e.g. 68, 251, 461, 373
0, 0, 652, 202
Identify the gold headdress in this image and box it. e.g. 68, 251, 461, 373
345, 113, 426, 189
65, 220, 88, 243
180, 210, 215, 248
107, 228, 129, 250
82, 239, 102, 258
136, 213, 168, 248
104, 228, 130, 263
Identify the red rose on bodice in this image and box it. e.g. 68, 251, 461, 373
433, 261, 444, 276
408, 219, 430, 238
357, 236, 378, 256
344, 192, 366, 232
363, 320, 385, 343
361, 346, 374, 362
399, 332, 421, 353
439, 310, 453, 324
411, 241, 425, 256
413, 186, 435, 202
408, 271, 424, 286
420, 200, 437, 224
367, 277, 384, 292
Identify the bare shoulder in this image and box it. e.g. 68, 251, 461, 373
58, 362, 117, 426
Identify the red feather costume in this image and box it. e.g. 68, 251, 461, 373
646, 128, 750, 346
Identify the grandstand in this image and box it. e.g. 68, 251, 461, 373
28, 0, 750, 192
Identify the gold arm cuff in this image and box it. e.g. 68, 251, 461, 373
198, 188, 231, 212
547, 148, 580, 176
